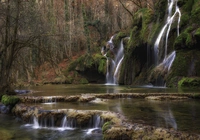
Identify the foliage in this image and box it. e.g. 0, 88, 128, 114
102, 121, 112, 133
67, 54, 106, 74
191, 0, 200, 23
1, 95, 20, 106
194, 28, 200, 39
174, 27, 194, 50
80, 78, 89, 84
178, 77, 200, 88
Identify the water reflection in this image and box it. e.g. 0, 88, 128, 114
108, 99, 200, 134
155, 104, 177, 130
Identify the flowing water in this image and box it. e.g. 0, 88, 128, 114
154, 0, 181, 65
103, 36, 124, 85
1, 84, 200, 139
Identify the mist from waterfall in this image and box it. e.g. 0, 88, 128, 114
154, 0, 181, 67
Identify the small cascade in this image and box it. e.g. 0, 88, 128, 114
29, 115, 75, 131
102, 36, 124, 85
92, 115, 102, 128
154, 0, 181, 65
61, 115, 77, 129
43, 96, 56, 104
86, 115, 103, 135
33, 116, 40, 129
158, 51, 176, 72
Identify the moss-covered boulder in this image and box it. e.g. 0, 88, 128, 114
1, 95, 19, 106
178, 77, 200, 88
66, 54, 106, 83
166, 50, 200, 87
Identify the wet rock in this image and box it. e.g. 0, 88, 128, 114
65, 96, 80, 102
0, 103, 12, 114
79, 95, 96, 102
89, 98, 108, 104
14, 90, 31, 94
145, 96, 189, 100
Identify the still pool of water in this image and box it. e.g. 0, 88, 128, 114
19, 84, 200, 96
1, 84, 200, 139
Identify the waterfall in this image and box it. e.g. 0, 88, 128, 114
152, 0, 181, 86
154, 0, 181, 66
159, 51, 176, 71
33, 116, 40, 129
86, 115, 102, 135
103, 36, 124, 85
61, 115, 76, 128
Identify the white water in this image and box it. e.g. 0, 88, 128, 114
33, 116, 40, 129
104, 36, 124, 85
86, 115, 102, 135
154, 0, 181, 66
159, 51, 176, 71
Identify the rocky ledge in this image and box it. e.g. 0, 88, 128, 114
17, 92, 200, 103
11, 103, 200, 140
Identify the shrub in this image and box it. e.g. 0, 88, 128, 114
1, 95, 20, 106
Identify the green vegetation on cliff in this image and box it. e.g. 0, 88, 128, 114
178, 77, 200, 88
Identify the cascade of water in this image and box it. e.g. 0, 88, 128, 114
93, 115, 101, 128
154, 0, 181, 65
86, 115, 102, 135
61, 115, 76, 128
159, 51, 176, 71
33, 116, 40, 129
103, 36, 124, 85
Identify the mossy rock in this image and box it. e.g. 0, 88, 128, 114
166, 49, 200, 87
67, 54, 106, 74
178, 77, 200, 88
194, 28, 200, 39
174, 27, 194, 50
191, 0, 200, 23
1, 95, 20, 106
80, 78, 89, 84
93, 54, 107, 74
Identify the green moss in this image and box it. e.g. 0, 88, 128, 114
191, 1, 200, 23
180, 13, 190, 27
65, 75, 73, 84
178, 77, 200, 88
128, 26, 139, 49
1, 95, 19, 106
174, 27, 194, 50
80, 78, 89, 84
181, 0, 194, 13
102, 121, 112, 133
154, 0, 168, 22
166, 76, 179, 88
131, 8, 153, 44
194, 28, 200, 39
67, 54, 107, 75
